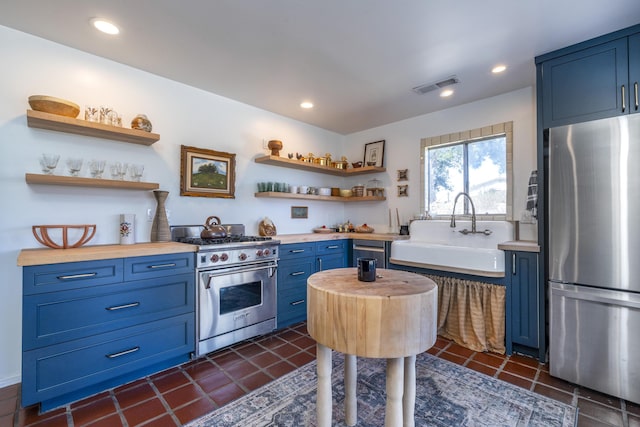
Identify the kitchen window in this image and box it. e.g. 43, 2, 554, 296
420, 122, 513, 219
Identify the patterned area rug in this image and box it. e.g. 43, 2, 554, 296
186, 352, 577, 427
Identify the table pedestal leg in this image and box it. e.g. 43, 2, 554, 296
403, 355, 416, 427
345, 354, 357, 426
316, 343, 332, 427
385, 357, 404, 427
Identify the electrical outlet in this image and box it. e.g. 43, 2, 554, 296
147, 208, 153, 222
262, 138, 268, 149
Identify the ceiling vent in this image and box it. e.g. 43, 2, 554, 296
412, 76, 460, 95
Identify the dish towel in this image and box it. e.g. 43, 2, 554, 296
525, 170, 538, 219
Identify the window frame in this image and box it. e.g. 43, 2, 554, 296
420, 122, 513, 221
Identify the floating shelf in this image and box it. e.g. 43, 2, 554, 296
254, 192, 385, 202
25, 173, 160, 191
254, 155, 385, 176
26, 110, 160, 145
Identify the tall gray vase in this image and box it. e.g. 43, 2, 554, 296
150, 190, 171, 242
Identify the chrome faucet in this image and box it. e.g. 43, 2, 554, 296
450, 192, 477, 234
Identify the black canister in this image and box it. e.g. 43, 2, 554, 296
357, 257, 377, 282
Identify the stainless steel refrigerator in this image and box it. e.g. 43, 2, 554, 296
549, 114, 640, 404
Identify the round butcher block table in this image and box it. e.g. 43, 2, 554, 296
307, 268, 438, 427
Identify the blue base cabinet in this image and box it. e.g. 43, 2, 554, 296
505, 251, 545, 361
22, 253, 195, 412
277, 240, 348, 329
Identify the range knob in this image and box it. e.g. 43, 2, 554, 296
210, 254, 220, 263
220, 253, 229, 262
264, 249, 271, 256
256, 249, 264, 257
239, 252, 248, 261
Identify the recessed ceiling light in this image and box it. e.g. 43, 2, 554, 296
492, 64, 507, 74
91, 18, 120, 35
300, 101, 314, 109
440, 89, 454, 98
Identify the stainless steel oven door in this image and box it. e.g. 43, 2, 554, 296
198, 261, 277, 352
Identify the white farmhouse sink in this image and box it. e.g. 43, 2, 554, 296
390, 220, 513, 277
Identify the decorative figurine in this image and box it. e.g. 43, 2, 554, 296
131, 114, 152, 132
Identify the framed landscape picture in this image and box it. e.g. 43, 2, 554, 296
180, 145, 236, 198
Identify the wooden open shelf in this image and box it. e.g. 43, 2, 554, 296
255, 192, 385, 202
26, 110, 160, 145
25, 173, 160, 191
254, 155, 385, 176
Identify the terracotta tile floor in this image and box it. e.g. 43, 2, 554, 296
3, 322, 639, 427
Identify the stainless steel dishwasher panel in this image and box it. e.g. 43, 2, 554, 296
352, 239, 388, 269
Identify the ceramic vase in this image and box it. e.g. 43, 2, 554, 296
150, 190, 171, 242
119, 214, 135, 245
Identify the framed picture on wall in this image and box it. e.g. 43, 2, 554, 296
291, 206, 308, 219
180, 145, 236, 198
364, 140, 385, 167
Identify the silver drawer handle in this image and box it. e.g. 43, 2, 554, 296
57, 272, 98, 280
290, 249, 305, 253
148, 263, 177, 269
290, 299, 305, 306
325, 245, 339, 249
106, 346, 140, 359
290, 271, 305, 276
105, 302, 140, 311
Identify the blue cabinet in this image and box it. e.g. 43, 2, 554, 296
537, 26, 640, 128
276, 240, 348, 329
505, 251, 543, 360
22, 253, 195, 411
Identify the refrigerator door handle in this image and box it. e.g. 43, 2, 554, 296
552, 286, 640, 310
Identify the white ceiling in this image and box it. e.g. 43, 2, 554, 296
1, 1, 639, 134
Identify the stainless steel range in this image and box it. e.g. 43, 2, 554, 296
171, 224, 279, 357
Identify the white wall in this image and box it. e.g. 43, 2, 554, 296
343, 87, 538, 238
0, 24, 538, 387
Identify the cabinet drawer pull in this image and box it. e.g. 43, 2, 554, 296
290, 271, 306, 276
635, 82, 638, 111
290, 299, 305, 306
105, 302, 140, 311
57, 272, 98, 280
290, 249, 305, 253
622, 85, 626, 112
512, 253, 516, 276
148, 263, 177, 269
325, 245, 340, 249
106, 346, 140, 359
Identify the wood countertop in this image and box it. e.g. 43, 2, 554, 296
17, 242, 197, 266
497, 240, 540, 252
276, 232, 408, 244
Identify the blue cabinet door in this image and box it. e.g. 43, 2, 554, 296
316, 240, 347, 271
541, 38, 628, 128
629, 33, 640, 115
507, 251, 539, 351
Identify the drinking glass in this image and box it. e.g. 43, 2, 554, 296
129, 164, 144, 182
110, 162, 128, 180
40, 153, 59, 174
66, 158, 83, 177
89, 160, 106, 178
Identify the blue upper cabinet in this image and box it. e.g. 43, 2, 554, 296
630, 33, 640, 115
537, 25, 640, 128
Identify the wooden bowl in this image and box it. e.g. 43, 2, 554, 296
28, 95, 80, 118
32, 224, 96, 249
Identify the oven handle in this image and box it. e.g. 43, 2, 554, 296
204, 263, 278, 289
